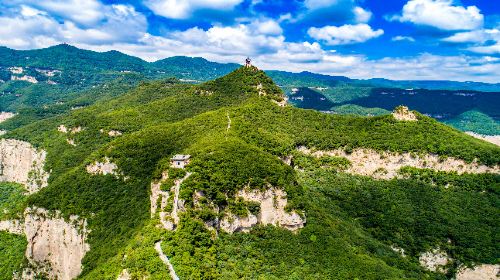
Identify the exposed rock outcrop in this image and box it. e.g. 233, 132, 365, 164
117, 269, 131, 280
86, 157, 121, 177
392, 106, 417, 121
456, 264, 500, 280
150, 172, 191, 230
221, 188, 305, 233
0, 219, 24, 234
11, 75, 38, 83
0, 130, 6, 135
298, 147, 499, 180
220, 212, 258, 233
108, 130, 123, 137
0, 111, 16, 123
465, 132, 500, 147
0, 139, 49, 194
58, 125, 83, 134
23, 207, 90, 280
419, 248, 451, 272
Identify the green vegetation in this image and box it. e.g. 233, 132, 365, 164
331, 104, 390, 116
445, 110, 500, 135
1, 65, 498, 279
0, 182, 27, 220
0, 232, 27, 279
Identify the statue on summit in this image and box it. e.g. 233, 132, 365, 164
245, 57, 251, 67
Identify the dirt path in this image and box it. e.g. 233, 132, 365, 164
155, 241, 179, 280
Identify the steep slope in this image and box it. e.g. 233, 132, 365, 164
0, 67, 499, 279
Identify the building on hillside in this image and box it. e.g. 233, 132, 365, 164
170, 154, 191, 169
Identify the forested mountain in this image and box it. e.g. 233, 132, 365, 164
1, 45, 499, 137
0, 66, 498, 279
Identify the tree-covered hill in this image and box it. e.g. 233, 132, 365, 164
1, 67, 498, 279
1, 44, 499, 136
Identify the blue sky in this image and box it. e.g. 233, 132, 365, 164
0, 0, 499, 82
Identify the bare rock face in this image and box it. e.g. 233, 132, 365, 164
86, 157, 120, 177
456, 264, 500, 280
0, 139, 50, 194
221, 188, 305, 233
419, 248, 451, 272
392, 106, 417, 121
220, 212, 258, 233
0, 111, 16, 123
465, 132, 500, 147
117, 269, 131, 280
58, 125, 83, 134
150, 172, 191, 230
24, 207, 90, 280
0, 219, 24, 234
298, 147, 499, 180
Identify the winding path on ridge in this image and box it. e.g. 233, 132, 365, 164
155, 241, 179, 280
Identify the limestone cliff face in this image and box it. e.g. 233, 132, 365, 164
456, 264, 499, 280
0, 139, 49, 194
0, 111, 16, 123
299, 147, 499, 180
419, 248, 451, 273
221, 188, 305, 233
23, 207, 90, 280
86, 157, 121, 177
392, 106, 417, 121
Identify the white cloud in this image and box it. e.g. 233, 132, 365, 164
17, 0, 105, 26
308, 24, 384, 45
304, 0, 340, 10
392, 36, 415, 42
353, 7, 372, 23
0, 4, 146, 49
467, 43, 500, 55
442, 29, 500, 55
443, 29, 499, 44
144, 0, 244, 19
391, 0, 483, 31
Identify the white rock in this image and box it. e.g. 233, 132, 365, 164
0, 139, 50, 194
221, 187, 305, 233
0, 219, 24, 234
86, 157, 120, 177
220, 212, 258, 233
298, 147, 499, 180
0, 111, 16, 123
456, 264, 500, 280
419, 248, 451, 272
23, 207, 90, 280
465, 132, 500, 147
392, 106, 417, 121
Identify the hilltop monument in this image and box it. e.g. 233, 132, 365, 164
245, 57, 251, 67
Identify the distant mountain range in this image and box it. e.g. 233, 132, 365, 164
0, 44, 499, 135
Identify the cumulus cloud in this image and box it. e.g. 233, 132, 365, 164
392, 36, 415, 42
443, 29, 499, 44
353, 6, 372, 23
391, 0, 484, 31
0, 3, 146, 49
144, 0, 244, 19
308, 24, 384, 45
467, 43, 500, 55
14, 0, 105, 26
442, 29, 500, 55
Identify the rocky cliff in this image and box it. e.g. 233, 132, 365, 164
0, 139, 49, 193
23, 207, 90, 280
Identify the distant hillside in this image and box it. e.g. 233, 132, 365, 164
1, 44, 499, 136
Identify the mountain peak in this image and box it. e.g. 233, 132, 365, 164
196, 65, 285, 103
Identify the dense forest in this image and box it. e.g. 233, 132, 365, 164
0, 65, 498, 279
